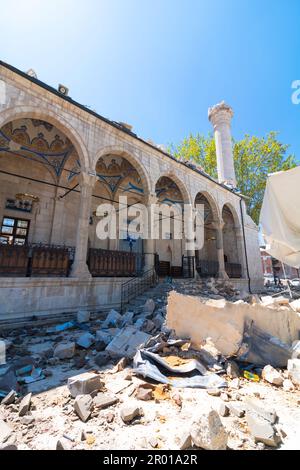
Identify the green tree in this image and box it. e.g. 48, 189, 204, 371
169, 131, 297, 224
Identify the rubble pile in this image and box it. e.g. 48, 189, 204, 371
0, 279, 300, 450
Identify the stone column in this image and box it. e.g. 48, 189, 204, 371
214, 221, 229, 279
235, 229, 247, 279
143, 193, 157, 271
70, 171, 97, 278
49, 187, 66, 244
208, 101, 236, 188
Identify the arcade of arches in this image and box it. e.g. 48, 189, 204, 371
0, 117, 244, 280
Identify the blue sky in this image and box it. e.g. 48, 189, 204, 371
1, 0, 300, 158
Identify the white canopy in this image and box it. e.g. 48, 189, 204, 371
260, 166, 300, 268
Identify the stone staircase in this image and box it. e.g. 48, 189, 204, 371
124, 279, 175, 314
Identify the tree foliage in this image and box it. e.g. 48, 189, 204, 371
169, 132, 297, 224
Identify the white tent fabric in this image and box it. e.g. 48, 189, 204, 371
260, 166, 300, 268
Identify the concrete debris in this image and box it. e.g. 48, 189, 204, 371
143, 298, 156, 316
282, 378, 295, 391
0, 443, 18, 450
93, 393, 118, 409
76, 310, 90, 324
67, 372, 104, 398
94, 340, 106, 352
94, 351, 110, 367
135, 384, 154, 401
190, 409, 228, 450
244, 397, 277, 424
21, 415, 35, 425
0, 419, 12, 444
218, 402, 230, 417
166, 291, 300, 363
0, 366, 18, 393
225, 360, 240, 378
95, 329, 117, 345
246, 411, 281, 447
262, 365, 284, 386
56, 437, 72, 450
291, 340, 300, 359
120, 404, 143, 423
76, 332, 95, 349
1, 279, 300, 450
176, 431, 192, 450
74, 394, 93, 422
106, 326, 150, 358
18, 393, 32, 417
1, 390, 16, 405
53, 342, 75, 360
287, 358, 300, 387
228, 402, 245, 418
102, 309, 122, 328
207, 388, 221, 397
148, 436, 159, 448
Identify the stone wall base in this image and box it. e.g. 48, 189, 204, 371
0, 277, 132, 321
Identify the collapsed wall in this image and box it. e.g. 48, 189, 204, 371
166, 291, 300, 357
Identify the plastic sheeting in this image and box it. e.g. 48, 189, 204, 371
133, 338, 227, 389
260, 166, 300, 268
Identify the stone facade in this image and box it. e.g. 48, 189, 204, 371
0, 61, 263, 319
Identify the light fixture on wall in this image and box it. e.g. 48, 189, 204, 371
15, 193, 40, 203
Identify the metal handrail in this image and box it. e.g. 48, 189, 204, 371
120, 267, 158, 313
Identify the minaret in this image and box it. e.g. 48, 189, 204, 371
208, 101, 236, 188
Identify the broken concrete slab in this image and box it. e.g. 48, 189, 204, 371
143, 298, 155, 316
93, 393, 118, 410
166, 291, 300, 359
1, 390, 16, 406
18, 393, 32, 417
228, 402, 245, 418
105, 326, 150, 359
67, 372, 104, 398
76, 332, 95, 349
136, 385, 153, 401
74, 394, 93, 422
95, 329, 116, 345
102, 309, 122, 328
53, 342, 75, 360
190, 409, 228, 450
246, 411, 281, 447
244, 397, 277, 424
120, 404, 143, 423
262, 365, 284, 386
0, 419, 12, 444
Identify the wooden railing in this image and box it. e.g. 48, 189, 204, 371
196, 259, 219, 277
0, 243, 74, 277
88, 248, 144, 277
225, 262, 242, 278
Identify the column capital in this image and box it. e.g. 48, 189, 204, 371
208, 101, 234, 127
145, 192, 158, 206
211, 220, 225, 231
79, 170, 98, 187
